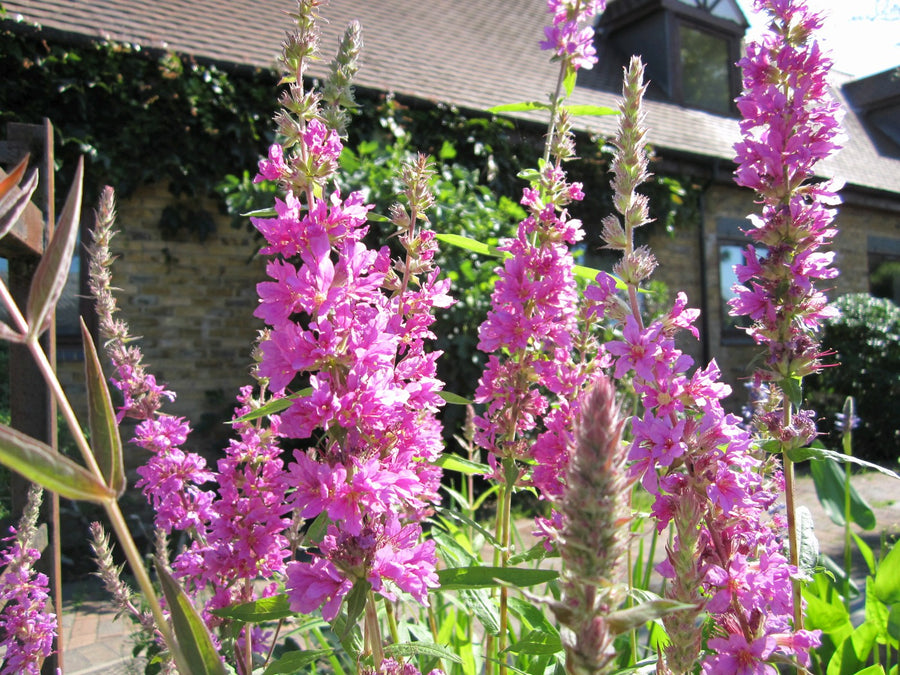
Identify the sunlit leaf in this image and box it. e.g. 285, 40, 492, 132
439, 390, 472, 405
231, 388, 311, 423
487, 101, 551, 114
796, 506, 819, 580
788, 445, 900, 481
435, 233, 508, 259
0, 423, 114, 503
26, 157, 83, 341
210, 593, 294, 623
506, 629, 562, 655
81, 319, 125, 496
561, 104, 619, 117
385, 641, 463, 664
157, 566, 228, 675
434, 453, 490, 476
604, 599, 694, 634
437, 565, 557, 590
263, 649, 334, 675
873, 540, 900, 605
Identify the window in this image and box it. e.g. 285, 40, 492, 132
869, 236, 900, 305
718, 218, 764, 341
598, 0, 745, 115
679, 24, 733, 114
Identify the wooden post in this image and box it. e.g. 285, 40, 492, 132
1, 120, 63, 674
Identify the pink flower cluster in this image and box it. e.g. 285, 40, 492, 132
252, 129, 451, 620
540, 0, 605, 70
475, 162, 590, 502
0, 530, 55, 675
731, 0, 843, 390
589, 276, 819, 671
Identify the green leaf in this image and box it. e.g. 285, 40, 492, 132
865, 576, 890, 639
778, 376, 803, 409
231, 388, 311, 423
828, 621, 879, 675
487, 101, 551, 114
563, 66, 577, 97
434, 453, 490, 476
209, 593, 294, 623
240, 206, 277, 218
561, 104, 619, 117
385, 641, 463, 664
853, 531, 876, 575
887, 604, 900, 645
263, 648, 333, 675
460, 588, 500, 635
605, 599, 694, 634
435, 233, 509, 259
157, 566, 228, 675
506, 629, 562, 655
809, 458, 876, 530
802, 580, 852, 637
339, 579, 370, 640
439, 390, 473, 405
796, 505, 820, 579
438, 140, 457, 160
81, 319, 125, 496
436, 507, 500, 547
507, 540, 557, 566
873, 538, 900, 605
26, 157, 83, 341
437, 566, 557, 590
0, 423, 115, 503
787, 445, 900, 481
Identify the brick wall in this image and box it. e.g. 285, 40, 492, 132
57, 182, 266, 446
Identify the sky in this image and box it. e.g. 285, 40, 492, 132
736, 0, 900, 78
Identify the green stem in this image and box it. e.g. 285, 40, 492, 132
365, 591, 385, 669
0, 283, 191, 672
780, 394, 804, 642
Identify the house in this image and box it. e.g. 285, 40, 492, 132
1, 0, 898, 431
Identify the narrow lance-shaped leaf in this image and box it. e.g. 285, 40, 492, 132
210, 593, 294, 623
0, 423, 115, 503
808, 458, 877, 530
81, 318, 125, 496
0, 155, 40, 242
263, 649, 334, 675
157, 566, 228, 675
487, 101, 552, 114
231, 387, 312, 424
27, 157, 84, 341
437, 565, 558, 590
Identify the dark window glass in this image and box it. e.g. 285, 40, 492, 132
869, 251, 900, 305
680, 24, 732, 113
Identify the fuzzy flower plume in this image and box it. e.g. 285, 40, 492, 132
553, 374, 632, 675
591, 56, 819, 673
88, 186, 175, 422
0, 486, 55, 674
251, 4, 450, 623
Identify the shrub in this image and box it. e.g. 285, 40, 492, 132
806, 293, 900, 464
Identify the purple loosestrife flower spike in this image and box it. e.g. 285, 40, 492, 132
730, 0, 843, 384
250, 6, 448, 628
0, 486, 55, 675
730, 0, 843, 641
592, 56, 820, 673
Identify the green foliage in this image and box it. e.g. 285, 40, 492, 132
806, 294, 900, 465
0, 23, 277, 234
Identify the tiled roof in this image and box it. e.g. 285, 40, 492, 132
3, 0, 899, 195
